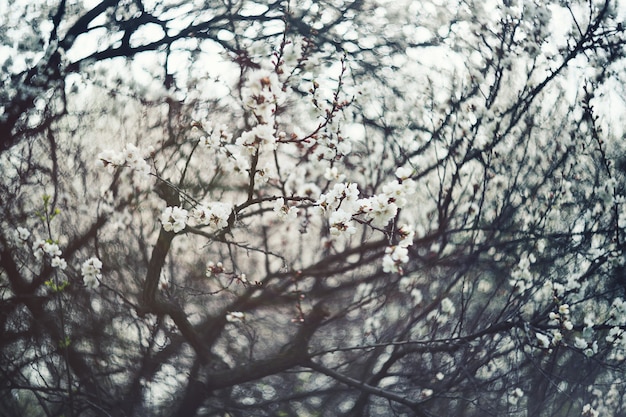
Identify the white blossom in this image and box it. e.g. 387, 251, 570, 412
359, 194, 398, 227
318, 182, 360, 213
98, 143, 151, 176
508, 388, 524, 405
273, 197, 298, 220
582, 404, 599, 417
536, 332, 551, 348
395, 166, 413, 180
201, 124, 232, 149
98, 149, 125, 172
382, 245, 409, 273
81, 257, 103, 289
382, 179, 414, 208
441, 297, 455, 315
191, 202, 231, 231
324, 166, 345, 182
226, 311, 245, 322
15, 226, 30, 241
206, 261, 224, 277
574, 337, 588, 350
161, 206, 188, 233
33, 239, 62, 261
51, 256, 67, 270
329, 209, 356, 236
398, 224, 415, 247
236, 123, 277, 154
336, 139, 352, 155
242, 69, 283, 123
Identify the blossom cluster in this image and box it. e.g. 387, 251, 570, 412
606, 298, 626, 352
15, 225, 103, 290
226, 311, 245, 323
236, 123, 277, 155
534, 301, 599, 357
81, 257, 103, 289
32, 238, 67, 270
98, 143, 151, 176
14, 226, 30, 244
200, 124, 232, 149
538, 303, 574, 351
160, 206, 188, 233
198, 123, 249, 179
507, 387, 524, 406
191, 202, 232, 232
273, 197, 298, 220
205, 261, 225, 277
510, 252, 537, 293
315, 167, 416, 273
241, 69, 284, 124
382, 224, 415, 274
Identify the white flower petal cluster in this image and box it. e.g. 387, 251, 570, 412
606, 326, 626, 347
543, 301, 596, 353
242, 69, 284, 124
574, 334, 598, 357
582, 404, 599, 417
317, 182, 414, 270
206, 261, 224, 277
510, 252, 537, 293
395, 166, 413, 180
51, 256, 67, 270
236, 123, 277, 154
33, 239, 61, 259
324, 167, 345, 182
317, 183, 361, 237
536, 332, 551, 348
222, 145, 250, 179
14, 226, 30, 242
359, 194, 398, 227
161, 206, 188, 233
381, 178, 416, 208
329, 209, 356, 236
254, 161, 277, 184
398, 224, 415, 247
280, 39, 304, 69
198, 124, 249, 180
382, 224, 415, 274
30, 235, 67, 270
123, 143, 151, 176
548, 303, 574, 331
508, 388, 524, 406
98, 149, 125, 173
382, 245, 409, 273
317, 183, 360, 213
98, 143, 151, 176
81, 257, 102, 289
312, 134, 352, 161
273, 197, 298, 220
190, 202, 232, 232
200, 124, 232, 149
226, 311, 245, 323
354, 178, 415, 227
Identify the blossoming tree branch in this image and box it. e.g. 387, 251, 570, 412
2, 1, 626, 416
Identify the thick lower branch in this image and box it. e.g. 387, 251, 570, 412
305, 360, 428, 417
